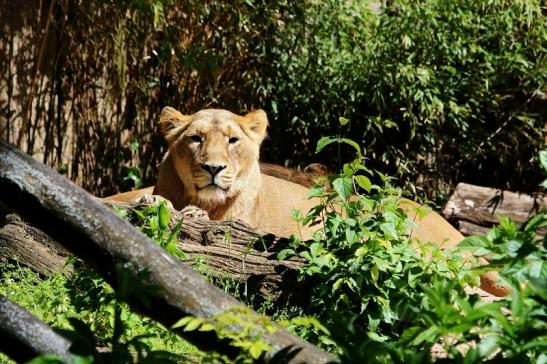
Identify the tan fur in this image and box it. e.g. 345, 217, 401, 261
103, 187, 154, 203
105, 107, 508, 296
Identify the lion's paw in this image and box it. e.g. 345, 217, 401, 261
180, 205, 209, 220
136, 194, 174, 209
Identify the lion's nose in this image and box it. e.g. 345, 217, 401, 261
201, 163, 226, 176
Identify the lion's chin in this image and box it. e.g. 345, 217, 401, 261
195, 185, 230, 206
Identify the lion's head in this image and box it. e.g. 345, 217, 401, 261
158, 107, 268, 209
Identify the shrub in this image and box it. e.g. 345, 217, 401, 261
3, 0, 543, 200
279, 130, 477, 346
362, 0, 546, 198
261, 0, 546, 200
280, 139, 547, 361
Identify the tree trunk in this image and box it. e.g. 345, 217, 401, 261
0, 202, 71, 276
1, 199, 309, 304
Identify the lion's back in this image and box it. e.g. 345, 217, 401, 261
255, 174, 318, 239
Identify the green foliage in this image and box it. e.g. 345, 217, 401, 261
4, 0, 544, 199
280, 135, 476, 344
368, 209, 547, 363
360, 0, 546, 195
260, 0, 546, 200
280, 133, 547, 362
117, 201, 187, 259
173, 307, 277, 363
0, 261, 199, 363
459, 214, 547, 284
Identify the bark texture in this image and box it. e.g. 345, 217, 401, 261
0, 294, 73, 363
0, 203, 71, 276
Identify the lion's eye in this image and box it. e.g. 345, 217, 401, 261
228, 137, 239, 144
190, 135, 202, 143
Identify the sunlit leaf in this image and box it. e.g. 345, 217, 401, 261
354, 175, 372, 192
333, 177, 353, 199
316, 136, 336, 153
158, 203, 170, 230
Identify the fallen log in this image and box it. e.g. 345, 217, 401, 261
0, 294, 73, 363
0, 202, 71, 276
106, 198, 310, 304
0, 139, 336, 364
443, 182, 547, 236
1, 199, 308, 304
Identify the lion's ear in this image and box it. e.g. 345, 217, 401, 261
241, 109, 268, 142
159, 106, 191, 145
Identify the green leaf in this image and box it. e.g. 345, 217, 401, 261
477, 335, 499, 357
308, 186, 325, 198
183, 318, 203, 332
333, 177, 353, 199
354, 175, 372, 192
412, 326, 438, 345
339, 116, 350, 125
277, 248, 295, 260
310, 242, 322, 256
165, 219, 184, 246
198, 323, 215, 332
73, 355, 94, 364
540, 150, 547, 171
346, 230, 357, 245
249, 341, 270, 359
524, 213, 547, 232
371, 265, 379, 283
171, 316, 193, 329
380, 223, 398, 241
333, 278, 344, 292
26, 355, 66, 364
473, 247, 492, 257
316, 136, 336, 153
458, 235, 489, 249
166, 243, 187, 259
339, 138, 362, 156
158, 203, 170, 230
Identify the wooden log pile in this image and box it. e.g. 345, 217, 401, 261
0, 139, 336, 364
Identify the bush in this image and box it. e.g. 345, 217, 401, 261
2, 0, 544, 199
278, 132, 477, 346
363, 0, 546, 198
280, 137, 547, 361
261, 0, 546, 200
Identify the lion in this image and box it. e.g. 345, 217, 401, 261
105, 106, 507, 296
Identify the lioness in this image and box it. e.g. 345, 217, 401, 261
106, 107, 507, 296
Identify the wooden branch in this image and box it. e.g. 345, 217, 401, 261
443, 182, 547, 236
0, 139, 336, 364
0, 294, 73, 363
